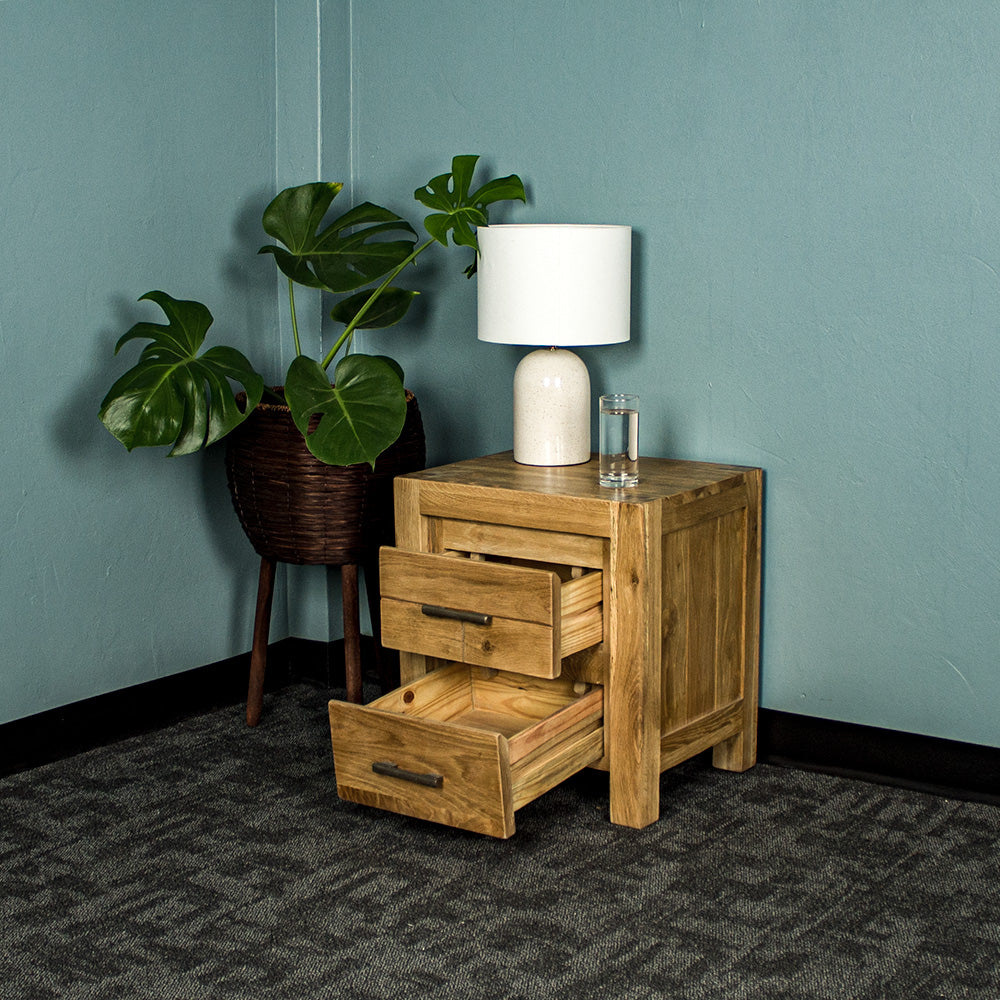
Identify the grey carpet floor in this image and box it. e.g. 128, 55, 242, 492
1, 683, 998, 1000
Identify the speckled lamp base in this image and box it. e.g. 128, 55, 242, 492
512, 348, 591, 466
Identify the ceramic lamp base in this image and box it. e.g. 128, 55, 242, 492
512, 348, 591, 466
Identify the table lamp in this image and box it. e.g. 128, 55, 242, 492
477, 223, 631, 466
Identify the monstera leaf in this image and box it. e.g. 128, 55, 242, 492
259, 183, 417, 294
329, 286, 420, 330
415, 154, 526, 254
99, 291, 263, 456
283, 353, 407, 467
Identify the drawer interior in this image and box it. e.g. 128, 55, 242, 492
372, 663, 600, 761
329, 663, 604, 837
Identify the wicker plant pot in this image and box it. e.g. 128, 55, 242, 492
225, 388, 426, 565
224, 388, 425, 723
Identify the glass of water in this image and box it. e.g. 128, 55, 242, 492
599, 394, 639, 488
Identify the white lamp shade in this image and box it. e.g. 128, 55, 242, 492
477, 224, 631, 346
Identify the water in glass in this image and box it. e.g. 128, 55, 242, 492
599, 395, 639, 487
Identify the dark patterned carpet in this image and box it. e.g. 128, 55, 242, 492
2, 683, 998, 999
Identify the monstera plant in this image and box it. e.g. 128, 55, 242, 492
99, 155, 526, 467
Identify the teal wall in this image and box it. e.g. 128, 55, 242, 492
0, 1, 280, 723
348, 2, 1000, 749
4, 1, 999, 751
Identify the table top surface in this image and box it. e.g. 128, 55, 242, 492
402, 452, 758, 507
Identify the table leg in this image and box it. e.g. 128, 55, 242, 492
246, 556, 277, 727
342, 563, 363, 704
607, 500, 662, 828
363, 554, 398, 693
712, 468, 762, 772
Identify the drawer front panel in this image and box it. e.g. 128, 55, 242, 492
329, 702, 514, 838
381, 597, 560, 676
328, 665, 605, 838
381, 548, 561, 623
379, 547, 603, 680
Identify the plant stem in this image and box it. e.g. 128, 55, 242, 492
319, 238, 435, 371
288, 276, 303, 357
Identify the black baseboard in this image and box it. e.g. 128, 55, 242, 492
0, 637, 365, 779
4, 666, 999, 808
759, 708, 1000, 807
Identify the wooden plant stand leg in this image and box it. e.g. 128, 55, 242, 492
363, 554, 398, 693
246, 555, 277, 727
341, 563, 363, 704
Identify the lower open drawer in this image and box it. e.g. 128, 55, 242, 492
328, 663, 604, 838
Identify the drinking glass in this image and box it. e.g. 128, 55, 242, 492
599, 394, 639, 487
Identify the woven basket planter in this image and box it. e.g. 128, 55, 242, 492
225, 389, 426, 565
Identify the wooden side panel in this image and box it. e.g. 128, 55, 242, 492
684, 516, 720, 721
511, 726, 605, 812
560, 571, 603, 617
660, 522, 692, 733
661, 503, 743, 729
560, 606, 603, 658
660, 475, 761, 776
504, 684, 603, 761
715, 506, 746, 707
393, 475, 429, 552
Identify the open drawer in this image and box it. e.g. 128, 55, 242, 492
328, 664, 604, 838
379, 547, 603, 679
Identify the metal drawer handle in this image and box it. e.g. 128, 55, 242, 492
372, 761, 444, 789
421, 604, 492, 627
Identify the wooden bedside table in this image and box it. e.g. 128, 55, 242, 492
329, 452, 762, 837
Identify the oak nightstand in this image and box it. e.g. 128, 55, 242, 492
329, 452, 762, 838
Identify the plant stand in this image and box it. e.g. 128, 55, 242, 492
245, 555, 390, 726
226, 390, 425, 727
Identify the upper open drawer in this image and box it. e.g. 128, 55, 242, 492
379, 547, 603, 679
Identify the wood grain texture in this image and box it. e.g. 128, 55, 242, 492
559, 606, 603, 658
404, 452, 754, 505
660, 700, 743, 771
328, 665, 603, 838
607, 500, 662, 829
380, 550, 604, 678
560, 571, 603, 617
370, 661, 472, 720
713, 467, 762, 772
505, 685, 603, 762
380, 596, 561, 677
418, 480, 611, 538
376, 452, 762, 832
381, 548, 561, 622
510, 726, 605, 812
329, 699, 514, 838
438, 518, 604, 569
660, 484, 760, 776
393, 476, 434, 686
